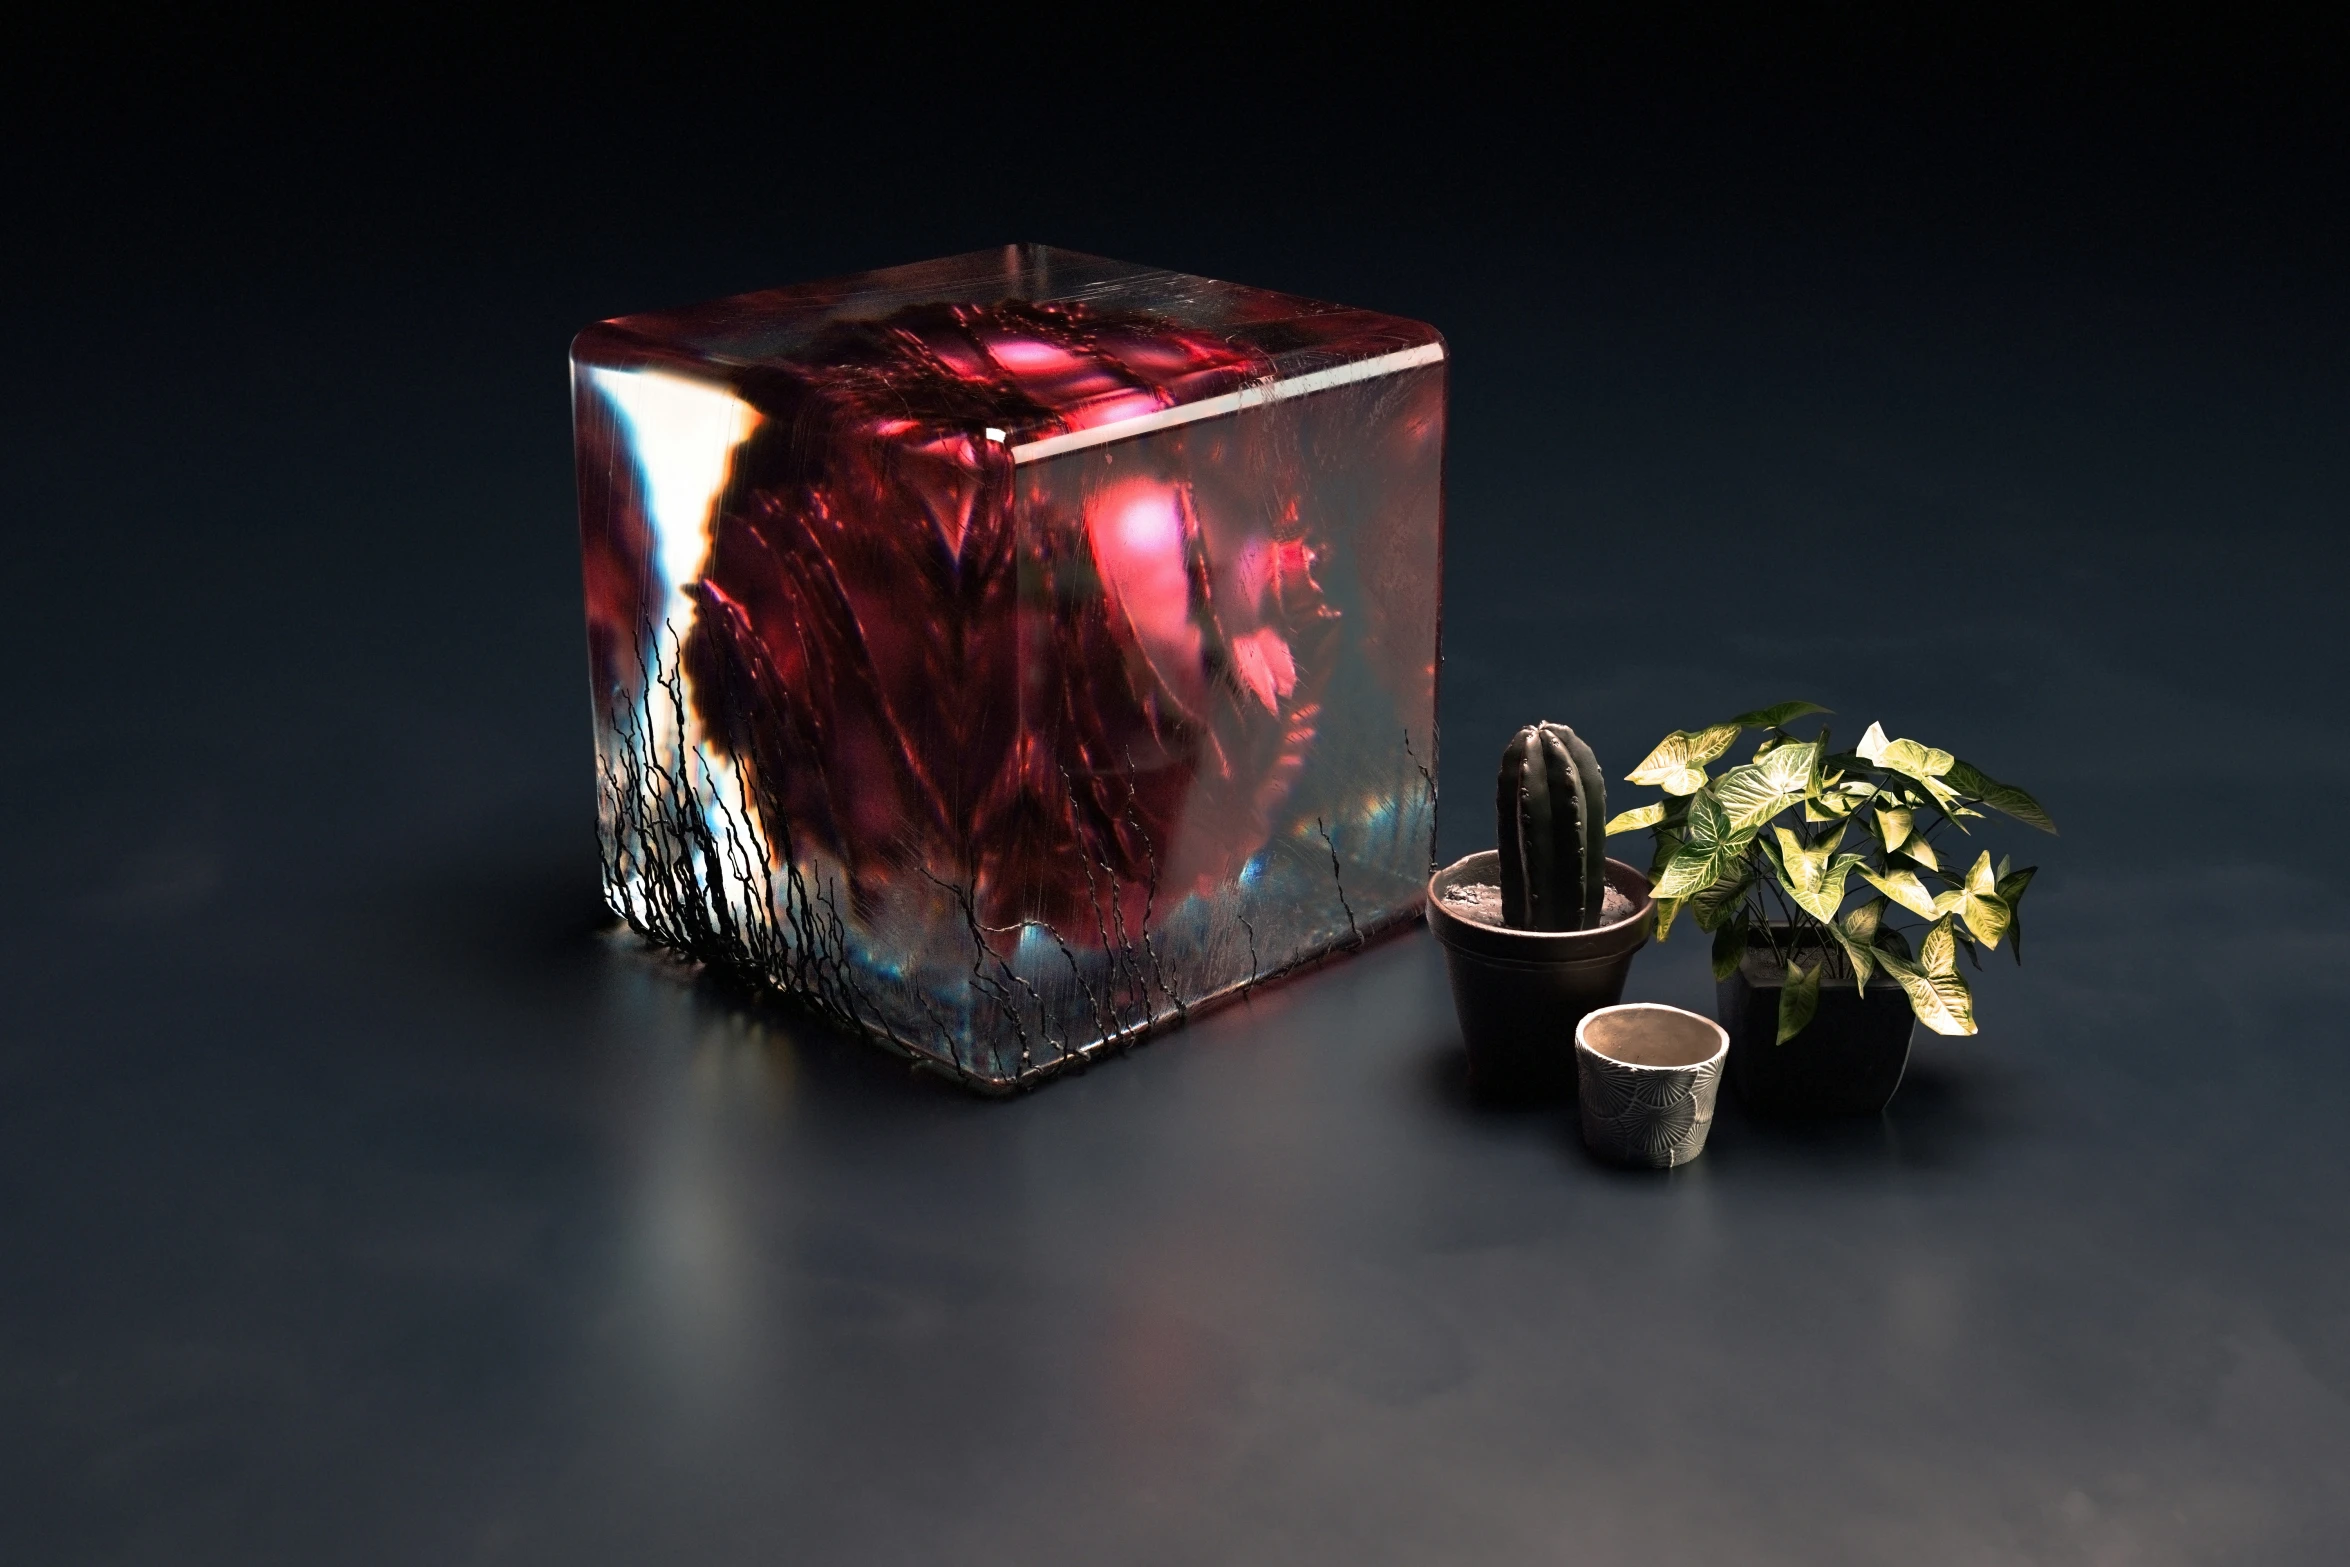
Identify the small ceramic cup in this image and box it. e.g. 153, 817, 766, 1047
1573, 1003, 1730, 1168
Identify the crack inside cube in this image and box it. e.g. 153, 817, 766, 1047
573, 245, 1445, 1089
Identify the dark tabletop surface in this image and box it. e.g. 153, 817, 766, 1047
7, 17, 2349, 1564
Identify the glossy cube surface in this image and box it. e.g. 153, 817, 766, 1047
574, 246, 1445, 1089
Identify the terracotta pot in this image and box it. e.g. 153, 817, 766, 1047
1426, 851, 1653, 1098
1717, 936, 1916, 1117
1574, 1003, 1728, 1167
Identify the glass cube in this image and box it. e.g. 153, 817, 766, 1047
573, 245, 1444, 1090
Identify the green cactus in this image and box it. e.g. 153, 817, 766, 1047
1497, 721, 1610, 931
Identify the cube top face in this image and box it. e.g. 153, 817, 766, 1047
575, 247, 1444, 1090
572, 244, 1443, 460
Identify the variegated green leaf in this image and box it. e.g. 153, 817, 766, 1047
1776, 822, 1832, 892
1710, 913, 1750, 982
1756, 739, 1818, 794
1877, 920, 1977, 1035
1690, 865, 1757, 933
1956, 851, 2009, 946
1876, 944, 1978, 1035
1604, 802, 1667, 836
1626, 732, 1692, 787
1995, 864, 2037, 960
1825, 925, 1876, 995
1627, 725, 1740, 795
1960, 889, 2011, 949
1899, 835, 1940, 872
1879, 737, 1956, 780
1858, 723, 1963, 810
1921, 917, 1959, 977
1811, 775, 1854, 814
1651, 846, 1720, 902
1875, 806, 1914, 854
1946, 759, 2058, 834
1806, 791, 1861, 822
1653, 787, 1744, 900
1772, 824, 1813, 884
1858, 865, 1942, 920
1930, 969, 1978, 1034
1682, 789, 1732, 851
1653, 896, 1684, 941
1713, 741, 1818, 830
1648, 826, 1683, 883
1706, 763, 1776, 828
1691, 725, 1742, 765
1727, 700, 1830, 730
1840, 897, 1885, 947
1771, 825, 1859, 923
1828, 852, 1867, 901
1659, 764, 1712, 796
1776, 960, 1821, 1044
1796, 867, 1863, 923
1832, 898, 1888, 994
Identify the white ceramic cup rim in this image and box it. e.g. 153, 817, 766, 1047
1573, 1002, 1729, 1072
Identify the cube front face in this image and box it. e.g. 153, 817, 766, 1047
574, 246, 1443, 1088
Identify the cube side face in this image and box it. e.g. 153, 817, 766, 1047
574, 346, 1023, 1082
993, 362, 1445, 1064
573, 257, 1443, 1088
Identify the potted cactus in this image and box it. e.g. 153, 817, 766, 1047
1427, 722, 1655, 1096
1604, 703, 2055, 1115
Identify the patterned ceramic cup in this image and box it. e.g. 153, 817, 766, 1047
1573, 1004, 1729, 1168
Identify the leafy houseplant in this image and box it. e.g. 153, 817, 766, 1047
1427, 723, 1655, 1097
1603, 702, 2055, 1112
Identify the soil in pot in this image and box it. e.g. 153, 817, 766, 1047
1717, 937, 1915, 1117
1436, 880, 1638, 930
1426, 851, 1653, 1100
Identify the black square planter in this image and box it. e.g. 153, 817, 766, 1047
1717, 965, 1916, 1117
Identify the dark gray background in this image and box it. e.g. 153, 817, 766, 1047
6, 13, 2348, 1563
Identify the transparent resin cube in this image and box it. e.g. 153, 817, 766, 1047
573, 245, 1444, 1090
